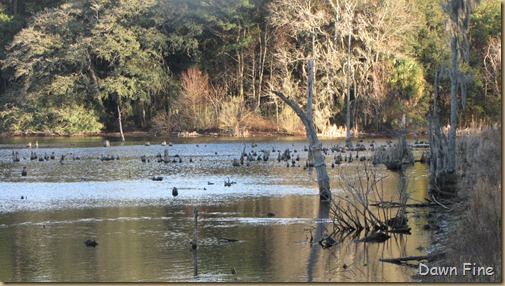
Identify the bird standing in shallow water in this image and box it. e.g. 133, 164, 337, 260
172, 187, 178, 197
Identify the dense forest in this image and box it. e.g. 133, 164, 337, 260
0, 0, 501, 135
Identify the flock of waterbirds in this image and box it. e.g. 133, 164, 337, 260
11, 138, 402, 182
9, 137, 427, 265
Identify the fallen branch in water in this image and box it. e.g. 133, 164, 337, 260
218, 237, 239, 242
387, 227, 411, 234
379, 252, 445, 264
370, 201, 439, 208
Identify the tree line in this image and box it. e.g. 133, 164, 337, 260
0, 0, 500, 135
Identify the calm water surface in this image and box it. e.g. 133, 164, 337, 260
0, 136, 431, 282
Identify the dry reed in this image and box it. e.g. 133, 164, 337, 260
426, 126, 501, 282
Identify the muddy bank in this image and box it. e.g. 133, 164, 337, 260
0, 128, 411, 139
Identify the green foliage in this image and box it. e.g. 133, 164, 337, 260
0, 0, 172, 133
388, 56, 425, 106
0, 105, 103, 133
470, 0, 501, 48
0, 0, 500, 135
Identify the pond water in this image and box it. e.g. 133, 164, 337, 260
0, 136, 432, 282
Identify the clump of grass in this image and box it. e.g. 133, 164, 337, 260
427, 126, 501, 282
457, 127, 501, 198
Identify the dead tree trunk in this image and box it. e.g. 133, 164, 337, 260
117, 104, 125, 142
272, 60, 331, 201
191, 208, 198, 249
428, 70, 457, 197
431, 0, 478, 197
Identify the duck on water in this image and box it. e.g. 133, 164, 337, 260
84, 240, 98, 247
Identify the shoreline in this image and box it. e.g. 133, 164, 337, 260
0, 128, 413, 139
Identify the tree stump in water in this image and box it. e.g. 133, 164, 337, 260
191, 208, 198, 250
355, 232, 390, 243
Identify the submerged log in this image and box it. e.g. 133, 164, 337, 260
386, 215, 408, 229
370, 201, 439, 208
218, 237, 239, 242
355, 232, 390, 243
379, 252, 445, 264
387, 227, 412, 234
319, 234, 337, 249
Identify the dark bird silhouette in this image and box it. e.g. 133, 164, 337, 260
172, 187, 178, 197
84, 240, 98, 247
21, 166, 27, 176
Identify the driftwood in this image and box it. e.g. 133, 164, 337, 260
379, 252, 445, 264
387, 228, 411, 234
219, 237, 239, 242
370, 201, 439, 208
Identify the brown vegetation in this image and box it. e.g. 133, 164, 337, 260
425, 126, 501, 282
330, 162, 411, 235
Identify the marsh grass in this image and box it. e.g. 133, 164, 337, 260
426, 126, 501, 282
